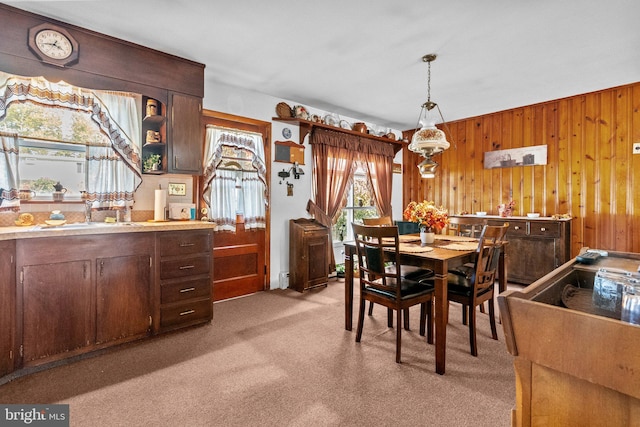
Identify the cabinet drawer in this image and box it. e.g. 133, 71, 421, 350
160, 299, 212, 328
161, 277, 211, 304
159, 231, 211, 257
506, 222, 528, 237
160, 254, 211, 279
529, 221, 560, 237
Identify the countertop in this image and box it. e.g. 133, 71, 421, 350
0, 220, 216, 241
450, 214, 572, 221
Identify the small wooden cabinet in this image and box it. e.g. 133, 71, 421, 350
289, 218, 330, 292
167, 92, 203, 174
157, 229, 213, 332
0, 240, 15, 377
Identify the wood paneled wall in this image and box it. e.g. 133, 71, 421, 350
403, 82, 640, 256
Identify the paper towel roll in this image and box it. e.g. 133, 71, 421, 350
154, 189, 167, 221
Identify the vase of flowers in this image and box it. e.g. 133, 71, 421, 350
403, 200, 449, 245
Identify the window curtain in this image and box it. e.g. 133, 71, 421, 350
0, 72, 142, 208
0, 131, 19, 211
310, 127, 396, 269
203, 125, 267, 232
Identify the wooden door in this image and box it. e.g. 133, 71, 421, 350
201, 110, 271, 301
168, 92, 203, 174
22, 260, 94, 364
96, 255, 152, 344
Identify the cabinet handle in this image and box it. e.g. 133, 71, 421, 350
180, 287, 196, 293
540, 227, 546, 232
179, 309, 195, 316
179, 265, 195, 270
514, 226, 520, 230
179, 242, 195, 247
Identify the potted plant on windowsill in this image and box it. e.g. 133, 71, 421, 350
143, 153, 162, 172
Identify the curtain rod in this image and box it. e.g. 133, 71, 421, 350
206, 124, 263, 137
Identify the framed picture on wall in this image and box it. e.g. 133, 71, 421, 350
484, 145, 547, 169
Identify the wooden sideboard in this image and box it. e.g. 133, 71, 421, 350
450, 215, 572, 285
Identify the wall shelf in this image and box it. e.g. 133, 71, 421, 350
272, 117, 406, 154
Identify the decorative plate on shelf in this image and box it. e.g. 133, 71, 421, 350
339, 120, 352, 130
44, 219, 67, 226
323, 114, 339, 127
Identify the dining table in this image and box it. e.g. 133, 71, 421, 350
343, 233, 507, 375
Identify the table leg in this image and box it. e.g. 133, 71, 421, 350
434, 272, 447, 375
498, 248, 507, 293
344, 245, 354, 331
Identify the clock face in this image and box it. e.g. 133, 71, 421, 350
35, 29, 73, 59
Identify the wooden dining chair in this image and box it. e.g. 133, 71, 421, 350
363, 216, 393, 226
443, 223, 508, 356
352, 223, 435, 363
361, 216, 433, 328
447, 216, 488, 238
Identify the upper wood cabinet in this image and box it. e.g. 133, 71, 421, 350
168, 92, 203, 174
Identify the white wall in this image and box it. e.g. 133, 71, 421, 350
202, 81, 405, 289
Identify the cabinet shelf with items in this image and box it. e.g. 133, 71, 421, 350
142, 96, 167, 174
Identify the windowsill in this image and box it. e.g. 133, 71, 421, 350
20, 200, 87, 204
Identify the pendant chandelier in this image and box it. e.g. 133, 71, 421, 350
408, 54, 451, 178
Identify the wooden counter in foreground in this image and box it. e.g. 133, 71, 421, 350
498, 249, 640, 426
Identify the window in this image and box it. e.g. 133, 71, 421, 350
332, 165, 377, 242
0, 101, 110, 200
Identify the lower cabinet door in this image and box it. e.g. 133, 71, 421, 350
22, 260, 94, 364
96, 255, 152, 344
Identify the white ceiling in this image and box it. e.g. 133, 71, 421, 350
7, 0, 640, 130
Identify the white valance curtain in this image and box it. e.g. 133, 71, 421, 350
203, 126, 267, 232
0, 131, 19, 211
0, 72, 142, 208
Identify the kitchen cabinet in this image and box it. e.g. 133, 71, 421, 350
289, 218, 330, 292
157, 229, 213, 332
167, 92, 203, 174
17, 233, 154, 366
96, 255, 152, 344
482, 216, 571, 284
22, 260, 94, 364
0, 240, 15, 377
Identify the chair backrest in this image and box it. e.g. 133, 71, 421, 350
363, 216, 393, 226
352, 223, 402, 297
448, 216, 488, 237
473, 223, 509, 293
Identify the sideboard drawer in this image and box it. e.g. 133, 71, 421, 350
529, 222, 560, 237
158, 231, 211, 257
160, 254, 210, 279
161, 277, 211, 304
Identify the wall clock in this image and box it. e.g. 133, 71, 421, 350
28, 23, 79, 67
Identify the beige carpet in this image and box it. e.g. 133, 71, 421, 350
0, 278, 515, 426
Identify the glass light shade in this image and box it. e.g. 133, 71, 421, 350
408, 104, 451, 156
418, 156, 438, 179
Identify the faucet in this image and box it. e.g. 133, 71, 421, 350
85, 202, 92, 223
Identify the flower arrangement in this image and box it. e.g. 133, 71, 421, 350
497, 199, 515, 217
403, 200, 449, 232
